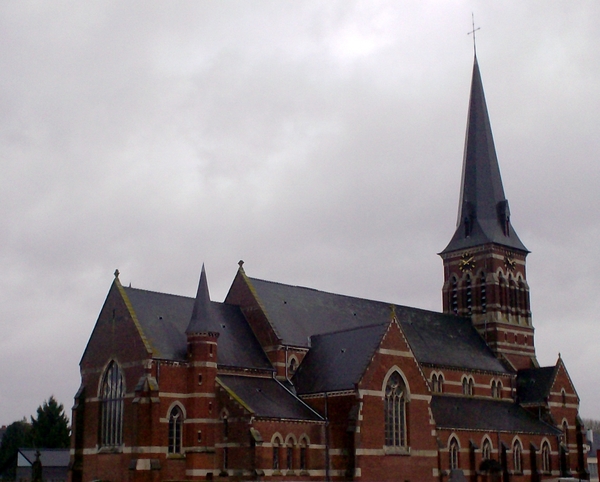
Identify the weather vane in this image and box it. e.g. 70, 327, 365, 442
467, 13, 480, 56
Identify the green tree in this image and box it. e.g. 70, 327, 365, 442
30, 396, 70, 449
0, 419, 32, 479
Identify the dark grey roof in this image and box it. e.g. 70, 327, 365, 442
249, 277, 508, 374
123, 287, 271, 370
517, 366, 557, 404
293, 323, 389, 395
217, 375, 323, 421
18, 449, 70, 467
442, 57, 527, 254
430, 395, 561, 435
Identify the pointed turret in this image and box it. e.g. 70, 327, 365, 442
440, 56, 536, 371
187, 264, 212, 333
442, 57, 527, 254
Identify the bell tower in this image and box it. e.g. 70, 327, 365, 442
440, 56, 537, 370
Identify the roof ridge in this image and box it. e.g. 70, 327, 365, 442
123, 285, 194, 300
310, 321, 388, 339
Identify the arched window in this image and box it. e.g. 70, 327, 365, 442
491, 380, 502, 399
431, 373, 444, 393
542, 441, 551, 473
462, 376, 474, 396
513, 440, 523, 473
286, 440, 294, 471
449, 437, 459, 470
482, 439, 492, 461
100, 361, 124, 447
384, 372, 408, 448
168, 405, 183, 454
562, 420, 569, 447
272, 436, 282, 471
288, 357, 298, 376
299, 436, 309, 472
561, 389, 567, 407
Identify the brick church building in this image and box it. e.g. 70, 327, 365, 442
69, 56, 588, 481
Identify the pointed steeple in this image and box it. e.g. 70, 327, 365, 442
186, 264, 215, 334
442, 56, 527, 254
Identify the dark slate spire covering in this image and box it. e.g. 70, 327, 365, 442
186, 264, 214, 334
442, 57, 527, 254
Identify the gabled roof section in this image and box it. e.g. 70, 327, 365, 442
246, 275, 508, 374
442, 56, 527, 254
517, 366, 557, 404
431, 395, 561, 435
292, 322, 389, 395
217, 375, 323, 421
123, 282, 271, 370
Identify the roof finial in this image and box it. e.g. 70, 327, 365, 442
468, 13, 480, 56
114, 269, 120, 279
238, 260, 244, 268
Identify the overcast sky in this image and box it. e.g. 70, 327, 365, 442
1, 1, 599, 425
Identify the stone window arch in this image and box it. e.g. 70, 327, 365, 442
449, 436, 460, 470
462, 375, 474, 396
512, 439, 523, 473
168, 404, 184, 454
384, 370, 409, 449
271, 434, 283, 471
99, 360, 124, 447
491, 379, 503, 399
431, 372, 444, 393
541, 440, 551, 473
481, 437, 492, 461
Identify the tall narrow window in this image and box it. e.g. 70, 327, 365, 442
432, 373, 444, 393
513, 440, 523, 473
482, 439, 492, 461
273, 437, 281, 471
299, 439, 307, 471
480, 271, 487, 313
542, 441, 551, 473
168, 406, 183, 454
384, 372, 408, 448
100, 361, 124, 447
451, 277, 458, 315
449, 438, 459, 470
462, 376, 474, 396
287, 444, 293, 470
465, 275, 472, 315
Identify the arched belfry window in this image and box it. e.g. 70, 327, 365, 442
451, 276, 458, 315
465, 274, 472, 315
384, 371, 408, 448
100, 360, 124, 447
480, 271, 487, 313
168, 405, 183, 454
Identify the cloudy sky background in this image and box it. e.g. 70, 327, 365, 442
1, 1, 599, 424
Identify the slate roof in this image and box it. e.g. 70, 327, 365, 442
17, 449, 70, 467
123, 286, 271, 370
248, 277, 508, 375
442, 56, 527, 254
217, 375, 323, 421
516, 366, 557, 404
293, 323, 389, 395
430, 395, 561, 435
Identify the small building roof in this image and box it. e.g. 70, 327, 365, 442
17, 449, 70, 468
217, 375, 322, 421
430, 395, 561, 435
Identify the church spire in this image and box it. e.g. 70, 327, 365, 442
442, 56, 527, 254
440, 56, 536, 370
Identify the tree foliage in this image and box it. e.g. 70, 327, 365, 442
0, 419, 32, 479
30, 396, 70, 449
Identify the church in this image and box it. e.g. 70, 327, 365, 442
68, 55, 588, 482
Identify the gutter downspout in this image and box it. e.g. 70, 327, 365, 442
325, 392, 330, 482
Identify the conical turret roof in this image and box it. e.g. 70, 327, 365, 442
442, 57, 527, 254
186, 264, 215, 334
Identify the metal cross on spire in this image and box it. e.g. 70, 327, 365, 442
468, 13, 480, 56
